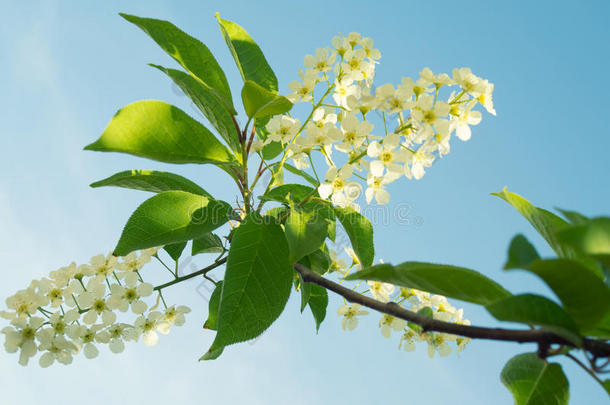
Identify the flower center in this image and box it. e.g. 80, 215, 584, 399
332, 178, 345, 191
380, 151, 393, 163
93, 299, 106, 312
125, 288, 137, 301
423, 111, 436, 124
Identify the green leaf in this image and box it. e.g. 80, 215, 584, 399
200, 346, 224, 360
347, 262, 511, 305
192, 233, 224, 255
85, 101, 237, 166
120, 13, 234, 112
164, 242, 186, 262
494, 189, 604, 277
260, 184, 316, 204
282, 163, 318, 186
308, 284, 328, 332
285, 209, 328, 263
215, 13, 278, 93
486, 294, 580, 343
334, 207, 375, 267
306, 248, 332, 275
303, 200, 336, 242
511, 259, 610, 329
297, 271, 311, 312
264, 207, 289, 224
556, 208, 589, 225
504, 234, 541, 269
557, 217, 610, 259
241, 80, 292, 119
261, 140, 283, 161
113, 191, 232, 256
149, 64, 241, 152
492, 188, 573, 259
296, 268, 328, 332
501, 353, 569, 405
90, 169, 210, 196
204, 281, 223, 330
204, 214, 292, 358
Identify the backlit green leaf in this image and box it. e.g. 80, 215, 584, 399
241, 80, 292, 119
493, 188, 572, 257
203, 214, 292, 358
120, 13, 234, 111
501, 353, 569, 405
347, 262, 511, 305
164, 242, 187, 262
511, 259, 610, 329
334, 207, 374, 267
504, 234, 541, 269
557, 217, 610, 263
90, 169, 209, 196
216, 13, 278, 93
204, 281, 223, 331
285, 209, 328, 263
192, 233, 224, 255
486, 294, 580, 344
260, 184, 316, 204
308, 284, 328, 332
149, 64, 241, 152
113, 191, 232, 256
85, 101, 237, 166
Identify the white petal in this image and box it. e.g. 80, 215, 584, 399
156, 321, 171, 335
83, 310, 97, 325
124, 272, 139, 287
83, 343, 99, 359
375, 189, 390, 205
109, 338, 125, 353
136, 283, 153, 297
102, 310, 116, 325
318, 183, 333, 199
77, 292, 93, 308
439, 342, 452, 357
367, 141, 382, 157
456, 123, 471, 141
131, 300, 147, 314
39, 352, 55, 368
427, 343, 436, 358
370, 160, 385, 177
142, 331, 159, 347
365, 188, 375, 204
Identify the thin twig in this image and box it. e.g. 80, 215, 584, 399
154, 257, 227, 291
566, 353, 606, 387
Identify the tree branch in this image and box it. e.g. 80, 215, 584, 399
293, 263, 610, 359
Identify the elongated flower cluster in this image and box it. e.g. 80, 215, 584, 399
1, 249, 190, 367
332, 250, 470, 357
265, 32, 495, 207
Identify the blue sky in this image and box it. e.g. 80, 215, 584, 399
1, 0, 609, 403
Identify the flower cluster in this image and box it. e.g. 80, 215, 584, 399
333, 250, 470, 358
1, 249, 190, 367
265, 32, 495, 207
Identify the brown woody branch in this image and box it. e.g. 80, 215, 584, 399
293, 262, 610, 359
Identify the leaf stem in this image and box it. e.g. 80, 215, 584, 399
565, 353, 606, 388
153, 257, 227, 291
155, 255, 177, 278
